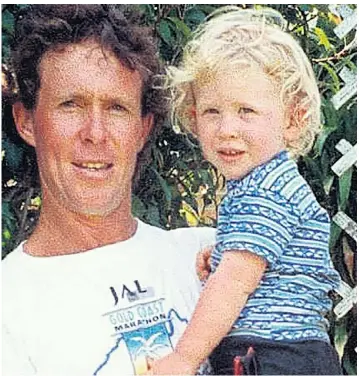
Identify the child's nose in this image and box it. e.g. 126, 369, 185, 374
218, 115, 240, 139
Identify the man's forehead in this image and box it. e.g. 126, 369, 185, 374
40, 40, 141, 80
39, 41, 143, 90
35, 41, 146, 111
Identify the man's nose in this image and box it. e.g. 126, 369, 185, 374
80, 109, 108, 144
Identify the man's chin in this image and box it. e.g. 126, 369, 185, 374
68, 202, 122, 219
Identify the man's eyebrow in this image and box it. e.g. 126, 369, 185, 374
56, 92, 132, 103
53, 91, 83, 99
102, 94, 139, 107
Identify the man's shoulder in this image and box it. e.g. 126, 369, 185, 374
140, 219, 215, 242
2, 243, 29, 301
169, 225, 215, 244
2, 242, 25, 270
138, 219, 215, 255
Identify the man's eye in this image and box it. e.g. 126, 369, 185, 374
60, 100, 77, 108
110, 104, 127, 112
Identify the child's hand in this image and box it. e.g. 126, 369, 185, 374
196, 245, 213, 281
143, 357, 154, 375
149, 352, 196, 375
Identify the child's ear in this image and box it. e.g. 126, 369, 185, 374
284, 105, 306, 143
189, 105, 199, 135
12, 102, 37, 147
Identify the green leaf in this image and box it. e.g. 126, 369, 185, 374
150, 167, 172, 208
320, 149, 331, 180
299, 4, 310, 12
323, 174, 335, 195
321, 98, 339, 130
145, 204, 161, 227
314, 5, 329, 13
342, 348, 357, 375
314, 27, 331, 50
334, 319, 348, 356
329, 222, 342, 255
2, 10, 14, 35
167, 17, 191, 40
180, 201, 199, 226
139, 4, 156, 22
2, 201, 16, 235
345, 60, 357, 73
2, 139, 24, 172
2, 201, 15, 222
197, 168, 213, 186
132, 195, 146, 218
3, 229, 12, 240
31, 196, 41, 207
314, 126, 336, 155
158, 19, 173, 46
152, 144, 164, 169
2, 33, 11, 60
319, 62, 340, 92
338, 168, 353, 211
303, 155, 323, 182
342, 110, 357, 141
184, 7, 206, 26
197, 5, 217, 15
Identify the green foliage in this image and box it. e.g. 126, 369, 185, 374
2, 4, 357, 373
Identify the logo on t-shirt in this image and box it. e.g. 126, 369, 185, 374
94, 299, 188, 375
110, 280, 154, 305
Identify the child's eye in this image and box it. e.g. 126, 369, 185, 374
238, 107, 254, 115
203, 108, 220, 115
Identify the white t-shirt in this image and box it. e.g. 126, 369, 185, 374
2, 219, 215, 376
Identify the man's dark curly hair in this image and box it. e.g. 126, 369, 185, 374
11, 4, 167, 127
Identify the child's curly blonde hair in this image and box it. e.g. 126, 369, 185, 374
166, 6, 321, 157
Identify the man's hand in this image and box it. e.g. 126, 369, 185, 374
144, 352, 196, 375
196, 245, 214, 281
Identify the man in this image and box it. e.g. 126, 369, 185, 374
2, 5, 214, 375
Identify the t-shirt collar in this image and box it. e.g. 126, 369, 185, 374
226, 150, 290, 192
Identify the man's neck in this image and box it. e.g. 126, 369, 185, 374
23, 203, 138, 257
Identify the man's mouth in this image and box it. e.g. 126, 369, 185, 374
73, 162, 113, 170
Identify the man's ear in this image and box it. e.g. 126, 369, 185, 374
138, 113, 154, 151
12, 102, 36, 147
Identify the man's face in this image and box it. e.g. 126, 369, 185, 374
17, 41, 152, 216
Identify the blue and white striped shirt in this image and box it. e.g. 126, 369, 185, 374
211, 151, 340, 342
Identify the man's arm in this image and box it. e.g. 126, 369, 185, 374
174, 249, 266, 369
196, 245, 213, 281
170, 226, 216, 283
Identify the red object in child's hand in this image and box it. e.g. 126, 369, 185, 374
233, 346, 255, 375
233, 355, 244, 375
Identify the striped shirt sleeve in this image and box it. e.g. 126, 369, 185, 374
216, 189, 300, 268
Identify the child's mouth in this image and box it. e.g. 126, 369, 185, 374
219, 150, 242, 156
218, 149, 244, 158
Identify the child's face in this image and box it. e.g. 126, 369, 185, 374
193, 67, 295, 180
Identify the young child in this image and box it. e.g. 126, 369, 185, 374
149, 7, 342, 375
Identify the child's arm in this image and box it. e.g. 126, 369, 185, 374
176, 249, 266, 368
150, 249, 267, 375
